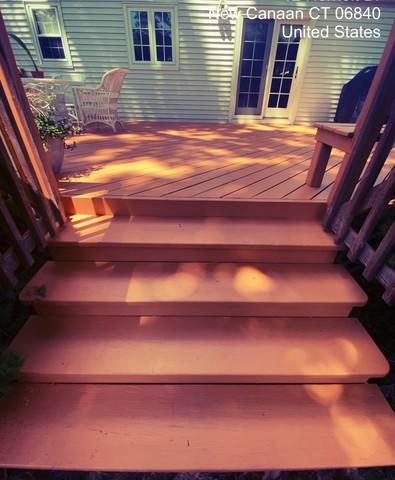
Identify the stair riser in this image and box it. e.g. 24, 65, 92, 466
32, 302, 355, 317
50, 246, 337, 263
18, 372, 375, 383
62, 196, 326, 220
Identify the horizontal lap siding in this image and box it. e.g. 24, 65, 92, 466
2, 1, 393, 123
296, 7, 393, 123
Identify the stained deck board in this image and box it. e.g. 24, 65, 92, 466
1, 383, 395, 471
11, 315, 389, 383
51, 214, 338, 249
60, 123, 340, 201
20, 261, 367, 317
49, 214, 339, 262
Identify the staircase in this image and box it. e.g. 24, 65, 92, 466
1, 198, 394, 472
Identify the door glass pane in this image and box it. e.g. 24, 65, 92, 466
267, 24, 302, 109
236, 19, 273, 114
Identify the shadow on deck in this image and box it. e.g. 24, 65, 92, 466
60, 122, 394, 203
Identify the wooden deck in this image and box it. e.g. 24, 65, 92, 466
60, 122, 366, 201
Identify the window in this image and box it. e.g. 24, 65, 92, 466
125, 6, 178, 67
26, 3, 72, 66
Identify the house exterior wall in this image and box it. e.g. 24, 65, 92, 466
2, 0, 394, 124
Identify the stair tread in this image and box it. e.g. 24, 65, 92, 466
12, 315, 389, 383
0, 383, 394, 470
50, 214, 339, 250
20, 261, 367, 307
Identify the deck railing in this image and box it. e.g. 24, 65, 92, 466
0, 12, 65, 287
310, 21, 395, 305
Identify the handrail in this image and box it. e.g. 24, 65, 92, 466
0, 11, 65, 287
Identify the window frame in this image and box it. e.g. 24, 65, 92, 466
25, 2, 73, 68
124, 4, 179, 69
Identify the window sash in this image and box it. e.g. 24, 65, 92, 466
28, 5, 69, 63
33, 8, 61, 37
128, 8, 175, 65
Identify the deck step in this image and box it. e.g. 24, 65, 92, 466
11, 315, 388, 383
50, 215, 340, 263
20, 261, 367, 317
0, 383, 394, 471
62, 196, 327, 220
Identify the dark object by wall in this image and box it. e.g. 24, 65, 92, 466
334, 66, 377, 123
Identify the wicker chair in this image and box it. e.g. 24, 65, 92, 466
73, 68, 128, 132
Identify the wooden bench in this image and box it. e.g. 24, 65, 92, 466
306, 122, 356, 188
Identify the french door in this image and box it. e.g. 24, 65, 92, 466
235, 19, 274, 115
235, 19, 305, 121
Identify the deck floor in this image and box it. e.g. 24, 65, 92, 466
60, 122, 394, 201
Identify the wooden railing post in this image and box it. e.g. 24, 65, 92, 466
335, 102, 395, 243
324, 20, 395, 230
364, 222, 395, 282
0, 11, 66, 226
348, 167, 395, 262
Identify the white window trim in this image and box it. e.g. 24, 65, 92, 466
25, 1, 73, 69
123, 4, 179, 70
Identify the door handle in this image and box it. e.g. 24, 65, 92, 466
294, 66, 299, 80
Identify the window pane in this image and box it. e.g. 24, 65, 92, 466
275, 43, 287, 60
248, 94, 259, 108
164, 30, 172, 46
251, 60, 263, 76
241, 60, 252, 76
239, 77, 250, 93
283, 62, 295, 77
156, 29, 164, 45
273, 61, 284, 76
131, 11, 140, 28
281, 78, 292, 94
134, 45, 143, 61
270, 78, 281, 93
142, 46, 151, 61
141, 29, 150, 45
250, 77, 260, 93
163, 12, 172, 29
268, 94, 278, 108
140, 11, 148, 28
156, 46, 164, 61
33, 9, 59, 35
238, 93, 248, 108
242, 42, 254, 59
287, 43, 299, 61
278, 95, 289, 108
133, 30, 141, 44
254, 42, 266, 60
164, 47, 172, 62
38, 37, 65, 59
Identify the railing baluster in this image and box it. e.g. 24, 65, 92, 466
364, 222, 395, 282
0, 253, 17, 288
0, 194, 34, 268
324, 21, 395, 230
335, 102, 395, 243
348, 167, 395, 262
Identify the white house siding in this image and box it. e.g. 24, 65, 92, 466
1, 0, 394, 124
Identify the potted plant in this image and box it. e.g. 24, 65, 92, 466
35, 114, 75, 175
8, 32, 44, 78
